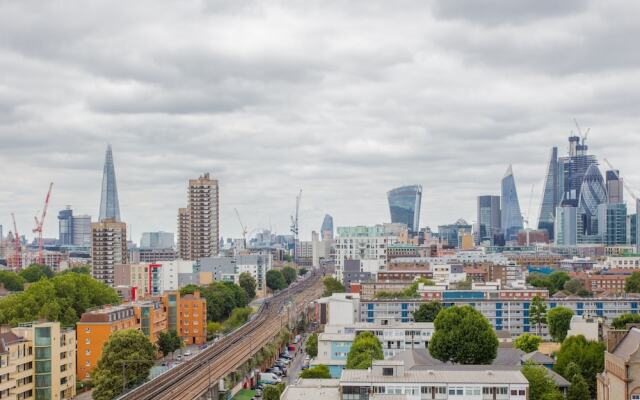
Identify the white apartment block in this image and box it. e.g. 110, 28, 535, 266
603, 255, 640, 270
335, 225, 401, 281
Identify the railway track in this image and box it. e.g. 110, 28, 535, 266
118, 271, 323, 400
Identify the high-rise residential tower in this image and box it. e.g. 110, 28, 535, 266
98, 145, 121, 222
387, 185, 422, 233
537, 147, 559, 239
501, 165, 523, 242
321, 214, 334, 240
477, 195, 501, 245
181, 173, 219, 260
606, 170, 624, 204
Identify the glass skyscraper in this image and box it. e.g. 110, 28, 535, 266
387, 185, 422, 233
477, 195, 501, 245
598, 203, 627, 245
99, 144, 121, 222
537, 147, 559, 239
321, 214, 334, 240
58, 207, 74, 245
501, 165, 523, 242
578, 164, 608, 237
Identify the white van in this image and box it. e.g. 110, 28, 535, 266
259, 373, 281, 384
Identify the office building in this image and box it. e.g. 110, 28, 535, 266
321, 214, 334, 240
58, 207, 74, 245
501, 165, 523, 242
178, 173, 219, 260
438, 219, 472, 249
598, 203, 627, 245
578, 164, 608, 239
558, 134, 598, 207
555, 205, 578, 246
98, 145, 121, 222
139, 247, 176, 263
538, 147, 559, 239
91, 219, 127, 286
199, 254, 272, 296
477, 195, 501, 245
606, 170, 624, 204
387, 185, 422, 233
140, 232, 174, 249
72, 214, 92, 247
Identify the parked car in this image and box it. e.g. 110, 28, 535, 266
184, 350, 192, 357
301, 365, 309, 370
259, 373, 281, 384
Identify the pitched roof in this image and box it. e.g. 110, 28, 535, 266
612, 327, 640, 360
522, 351, 555, 365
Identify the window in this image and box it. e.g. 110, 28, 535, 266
382, 368, 394, 376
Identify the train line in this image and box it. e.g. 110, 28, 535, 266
118, 271, 323, 400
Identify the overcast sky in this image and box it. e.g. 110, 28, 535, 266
1, 0, 640, 243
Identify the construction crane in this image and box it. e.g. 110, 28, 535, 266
10, 213, 21, 269
234, 208, 248, 249
522, 184, 535, 246
573, 118, 590, 144
290, 189, 302, 263
32, 182, 53, 265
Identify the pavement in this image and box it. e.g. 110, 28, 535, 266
285, 337, 308, 384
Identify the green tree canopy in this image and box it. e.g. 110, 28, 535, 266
554, 335, 605, 396
0, 271, 25, 291
0, 273, 119, 326
514, 333, 542, 353
412, 301, 443, 322
527, 271, 570, 295
266, 270, 288, 291
429, 305, 498, 364
563, 279, 585, 295
92, 329, 156, 400
224, 307, 253, 332
567, 373, 590, 400
612, 313, 640, 329
522, 362, 563, 400
625, 272, 640, 293
322, 277, 345, 296
547, 307, 573, 342
281, 266, 298, 285
182, 281, 249, 322
19, 263, 54, 283
300, 364, 331, 379
238, 272, 257, 299
305, 333, 318, 358
530, 296, 547, 335
63, 265, 91, 275
263, 384, 285, 400
157, 330, 182, 358
345, 332, 383, 369
299, 267, 308, 276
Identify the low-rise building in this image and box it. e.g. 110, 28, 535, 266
597, 327, 640, 400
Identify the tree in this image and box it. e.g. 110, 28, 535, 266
281, 266, 298, 285
345, 332, 383, 369
64, 265, 91, 275
612, 313, 640, 329
0, 271, 25, 291
547, 307, 573, 342
305, 333, 318, 358
299, 268, 308, 276
322, 277, 345, 296
529, 296, 547, 335
263, 384, 283, 400
238, 272, 257, 299
224, 307, 253, 332
92, 329, 156, 400
19, 264, 54, 283
554, 335, 605, 396
522, 362, 563, 400
429, 306, 498, 364
300, 364, 331, 379
412, 301, 443, 322
563, 279, 584, 294
567, 373, 590, 400
207, 322, 223, 339
514, 333, 542, 353
266, 270, 287, 291
527, 271, 570, 295
625, 272, 640, 293
157, 330, 182, 358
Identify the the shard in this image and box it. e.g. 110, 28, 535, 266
99, 145, 121, 222
501, 165, 523, 242
537, 147, 559, 239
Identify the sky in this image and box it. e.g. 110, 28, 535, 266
1, 0, 640, 243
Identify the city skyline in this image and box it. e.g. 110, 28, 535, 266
2, 1, 640, 241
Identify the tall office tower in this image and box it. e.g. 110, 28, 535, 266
555, 205, 578, 246
91, 219, 127, 286
477, 195, 501, 245
140, 232, 174, 249
637, 199, 640, 254
98, 145, 121, 222
598, 203, 627, 245
321, 214, 334, 240
438, 219, 473, 248
558, 134, 598, 206
72, 215, 92, 246
177, 208, 190, 259
537, 147, 559, 239
387, 185, 422, 233
606, 170, 624, 204
577, 164, 608, 238
188, 173, 219, 260
501, 165, 523, 242
58, 206, 74, 245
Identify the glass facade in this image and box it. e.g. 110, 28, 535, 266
537, 147, 559, 239
321, 214, 334, 240
578, 164, 608, 236
387, 185, 422, 233
598, 203, 627, 245
58, 208, 74, 246
99, 145, 121, 222
34, 327, 52, 400
501, 165, 523, 242
477, 195, 500, 245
